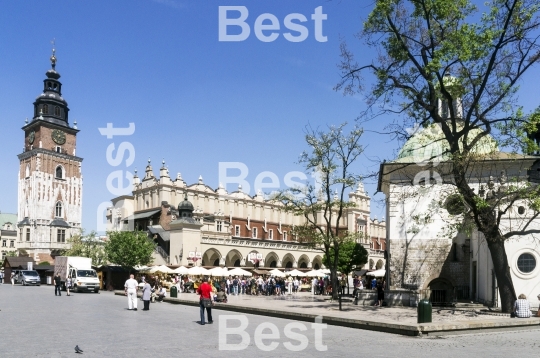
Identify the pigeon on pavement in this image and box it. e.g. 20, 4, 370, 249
75, 345, 83, 354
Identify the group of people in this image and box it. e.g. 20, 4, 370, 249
124, 274, 168, 311
351, 275, 386, 306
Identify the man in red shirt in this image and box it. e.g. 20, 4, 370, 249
197, 277, 213, 325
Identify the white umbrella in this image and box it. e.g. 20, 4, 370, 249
208, 267, 228, 277
187, 266, 210, 276
146, 266, 160, 274
137, 266, 152, 273
268, 269, 286, 277
320, 268, 331, 274
227, 267, 252, 277
305, 269, 323, 277
286, 269, 306, 277
366, 269, 386, 278
172, 266, 189, 275
155, 265, 175, 274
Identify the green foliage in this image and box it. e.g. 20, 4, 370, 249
323, 240, 369, 275
63, 230, 107, 266
338, 0, 540, 313
38, 261, 50, 266
104, 231, 155, 271
277, 123, 365, 299
5, 251, 18, 257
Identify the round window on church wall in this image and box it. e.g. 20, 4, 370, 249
445, 194, 465, 215
517, 206, 526, 215
517, 253, 536, 273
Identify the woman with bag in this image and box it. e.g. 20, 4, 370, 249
142, 280, 152, 311
197, 277, 213, 325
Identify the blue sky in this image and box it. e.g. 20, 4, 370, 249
0, 0, 539, 232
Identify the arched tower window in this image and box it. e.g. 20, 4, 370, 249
43, 104, 49, 114
25, 164, 30, 178
55, 201, 63, 217
55, 165, 64, 179
54, 106, 60, 116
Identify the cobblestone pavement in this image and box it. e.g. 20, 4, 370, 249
1, 285, 539, 357
170, 289, 508, 324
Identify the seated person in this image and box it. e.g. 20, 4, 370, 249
514, 293, 532, 318
156, 286, 167, 302
216, 290, 228, 303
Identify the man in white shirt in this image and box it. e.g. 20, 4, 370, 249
124, 274, 139, 311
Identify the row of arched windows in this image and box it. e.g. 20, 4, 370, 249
39, 104, 61, 117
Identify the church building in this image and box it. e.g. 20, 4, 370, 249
379, 87, 540, 310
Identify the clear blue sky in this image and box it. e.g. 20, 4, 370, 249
0, 0, 539, 232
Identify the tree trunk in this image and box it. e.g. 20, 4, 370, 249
486, 237, 516, 313
331, 270, 339, 300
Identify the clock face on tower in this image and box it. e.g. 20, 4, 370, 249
51, 129, 66, 145
28, 131, 35, 144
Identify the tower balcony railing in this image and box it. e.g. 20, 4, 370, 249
18, 242, 70, 250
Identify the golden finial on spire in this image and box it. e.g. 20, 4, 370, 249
50, 38, 57, 70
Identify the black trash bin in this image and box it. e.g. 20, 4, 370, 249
417, 299, 432, 323
170, 285, 178, 298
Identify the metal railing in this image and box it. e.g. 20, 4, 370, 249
417, 286, 470, 307
151, 241, 169, 263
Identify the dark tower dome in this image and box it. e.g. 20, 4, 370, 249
178, 195, 194, 218
32, 48, 70, 128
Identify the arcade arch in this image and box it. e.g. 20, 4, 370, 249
312, 255, 323, 270
202, 248, 222, 267
298, 254, 310, 269
282, 253, 295, 269
225, 249, 243, 267
265, 252, 279, 268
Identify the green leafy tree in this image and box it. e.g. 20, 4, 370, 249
323, 240, 369, 279
104, 231, 155, 272
5, 251, 18, 257
38, 261, 50, 266
336, 0, 540, 312
279, 123, 365, 300
63, 230, 107, 266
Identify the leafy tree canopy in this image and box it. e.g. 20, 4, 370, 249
63, 230, 107, 266
323, 240, 369, 276
104, 231, 155, 271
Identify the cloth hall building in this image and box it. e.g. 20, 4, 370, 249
106, 161, 386, 270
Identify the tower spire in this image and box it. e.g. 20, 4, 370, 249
50, 38, 57, 70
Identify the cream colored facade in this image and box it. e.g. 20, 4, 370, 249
107, 161, 386, 269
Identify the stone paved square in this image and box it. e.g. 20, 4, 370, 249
1, 284, 540, 357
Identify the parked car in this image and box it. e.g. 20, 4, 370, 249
16, 270, 41, 286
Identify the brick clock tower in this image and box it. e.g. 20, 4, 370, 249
17, 50, 83, 258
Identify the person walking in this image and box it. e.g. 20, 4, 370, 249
376, 279, 385, 307
66, 276, 72, 296
197, 277, 213, 325
54, 273, 62, 296
124, 274, 139, 311
142, 280, 152, 311
11, 272, 16, 286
